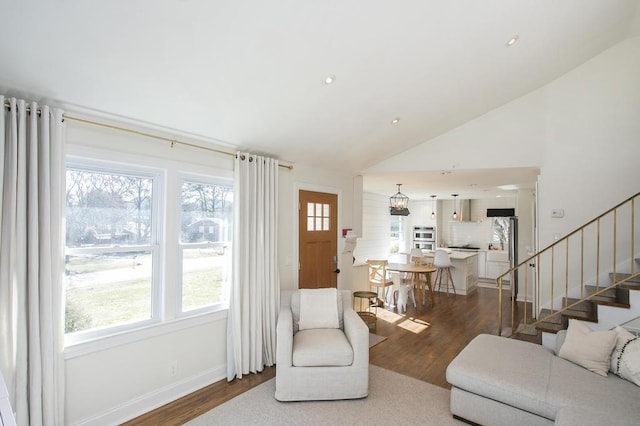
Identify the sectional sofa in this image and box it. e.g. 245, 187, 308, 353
446, 332, 640, 425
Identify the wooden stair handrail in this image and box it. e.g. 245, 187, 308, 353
497, 191, 640, 337
502, 191, 639, 276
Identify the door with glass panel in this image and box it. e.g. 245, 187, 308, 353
298, 190, 338, 289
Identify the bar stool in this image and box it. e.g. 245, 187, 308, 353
434, 249, 456, 295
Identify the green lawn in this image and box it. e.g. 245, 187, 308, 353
65, 268, 225, 333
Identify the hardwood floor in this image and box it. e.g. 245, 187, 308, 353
124, 286, 510, 425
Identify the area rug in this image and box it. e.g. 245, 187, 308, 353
368, 333, 387, 348
186, 365, 464, 425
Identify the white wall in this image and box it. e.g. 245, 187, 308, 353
354, 192, 391, 262
535, 36, 640, 247
63, 121, 358, 424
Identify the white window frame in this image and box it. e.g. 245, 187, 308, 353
64, 158, 165, 347
177, 173, 233, 317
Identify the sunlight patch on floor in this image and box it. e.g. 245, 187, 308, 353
398, 318, 430, 333
373, 308, 431, 334
375, 308, 405, 323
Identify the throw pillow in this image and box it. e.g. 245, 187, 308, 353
298, 288, 339, 330
291, 291, 344, 333
610, 326, 640, 386
558, 319, 617, 377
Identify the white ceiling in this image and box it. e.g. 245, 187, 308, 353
2, 1, 639, 198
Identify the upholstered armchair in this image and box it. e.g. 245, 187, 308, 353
275, 289, 369, 401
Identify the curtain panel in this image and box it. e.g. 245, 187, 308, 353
226, 152, 280, 381
0, 96, 65, 425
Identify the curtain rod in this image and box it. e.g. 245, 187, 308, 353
3, 100, 293, 170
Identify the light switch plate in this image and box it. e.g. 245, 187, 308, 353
551, 209, 564, 218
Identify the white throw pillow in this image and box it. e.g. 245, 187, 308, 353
298, 288, 339, 330
558, 319, 617, 377
610, 326, 640, 386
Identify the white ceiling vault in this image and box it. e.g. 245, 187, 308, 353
2, 1, 639, 199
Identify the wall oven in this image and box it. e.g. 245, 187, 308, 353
413, 226, 436, 241
413, 241, 436, 250
413, 226, 436, 251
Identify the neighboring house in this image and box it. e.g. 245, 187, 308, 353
186, 218, 224, 243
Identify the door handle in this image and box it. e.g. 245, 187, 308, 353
334, 269, 341, 274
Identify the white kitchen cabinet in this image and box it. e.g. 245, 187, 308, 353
486, 261, 509, 280
477, 250, 487, 278
423, 251, 478, 295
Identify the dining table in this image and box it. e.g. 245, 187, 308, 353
386, 262, 436, 306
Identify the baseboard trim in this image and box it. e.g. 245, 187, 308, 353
71, 364, 226, 426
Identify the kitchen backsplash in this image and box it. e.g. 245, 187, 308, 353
444, 197, 515, 248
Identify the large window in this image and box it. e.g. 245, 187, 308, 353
64, 159, 234, 346
179, 179, 233, 313
65, 166, 160, 339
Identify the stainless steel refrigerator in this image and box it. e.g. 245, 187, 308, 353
487, 210, 518, 299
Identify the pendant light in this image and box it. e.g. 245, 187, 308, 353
452, 194, 459, 220
430, 195, 437, 219
389, 184, 410, 216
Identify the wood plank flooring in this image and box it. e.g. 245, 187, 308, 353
124, 286, 512, 425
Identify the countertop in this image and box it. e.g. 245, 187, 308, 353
422, 250, 478, 260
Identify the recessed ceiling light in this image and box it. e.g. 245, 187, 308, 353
506, 35, 519, 47
440, 171, 452, 175
391, 118, 400, 125
324, 75, 336, 85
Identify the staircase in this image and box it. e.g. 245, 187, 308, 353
497, 192, 640, 347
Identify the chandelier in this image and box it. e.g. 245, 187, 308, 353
390, 184, 410, 216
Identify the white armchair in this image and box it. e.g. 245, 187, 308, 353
275, 289, 369, 401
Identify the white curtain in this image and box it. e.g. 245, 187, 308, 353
226, 152, 280, 381
0, 96, 65, 425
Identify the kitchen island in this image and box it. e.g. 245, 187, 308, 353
422, 250, 478, 295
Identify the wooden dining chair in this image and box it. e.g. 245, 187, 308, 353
366, 259, 394, 307
411, 255, 434, 305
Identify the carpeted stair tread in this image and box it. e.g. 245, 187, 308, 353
535, 321, 565, 334
610, 272, 640, 284
538, 309, 563, 324
560, 298, 598, 322
620, 281, 640, 291
585, 285, 630, 308
535, 309, 566, 334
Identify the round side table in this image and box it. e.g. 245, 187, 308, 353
353, 290, 378, 331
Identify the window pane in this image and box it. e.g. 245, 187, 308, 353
65, 250, 153, 333
315, 217, 322, 230
65, 168, 155, 335
307, 217, 314, 231
181, 182, 233, 243
307, 202, 314, 217
323, 203, 329, 218
180, 180, 233, 312
65, 170, 153, 248
182, 246, 229, 311
390, 216, 404, 254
